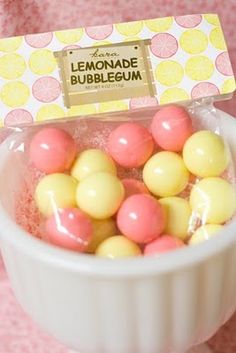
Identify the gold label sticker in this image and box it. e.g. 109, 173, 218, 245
54, 40, 156, 108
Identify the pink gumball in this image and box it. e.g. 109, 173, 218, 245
117, 194, 165, 244
30, 127, 76, 173
108, 123, 154, 168
45, 208, 93, 252
151, 106, 193, 152
122, 178, 149, 199
144, 235, 185, 256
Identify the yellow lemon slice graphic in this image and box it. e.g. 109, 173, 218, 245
1, 81, 30, 107
29, 49, 57, 75
36, 104, 65, 121
155, 61, 184, 86
0, 53, 26, 79
186, 56, 214, 81
145, 17, 173, 32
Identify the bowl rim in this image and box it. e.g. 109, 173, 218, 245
0, 109, 236, 278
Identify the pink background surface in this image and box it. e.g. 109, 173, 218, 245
0, 1, 236, 352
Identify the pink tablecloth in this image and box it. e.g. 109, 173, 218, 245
0, 1, 236, 352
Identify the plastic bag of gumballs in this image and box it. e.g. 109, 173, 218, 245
1, 101, 235, 259
0, 13, 236, 260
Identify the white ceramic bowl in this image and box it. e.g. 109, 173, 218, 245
0, 110, 236, 353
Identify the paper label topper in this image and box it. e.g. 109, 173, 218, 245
0, 14, 235, 125
54, 40, 156, 108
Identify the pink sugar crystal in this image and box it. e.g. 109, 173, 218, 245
15, 166, 44, 239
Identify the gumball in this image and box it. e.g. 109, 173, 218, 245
159, 197, 191, 240
189, 224, 223, 246
190, 177, 236, 224
144, 235, 185, 256
96, 236, 141, 258
117, 194, 165, 244
143, 151, 189, 197
107, 122, 154, 168
183, 130, 229, 177
30, 127, 76, 173
122, 178, 149, 199
151, 105, 193, 151
87, 218, 117, 253
45, 208, 93, 252
71, 148, 116, 181
35, 173, 77, 216
76, 172, 124, 219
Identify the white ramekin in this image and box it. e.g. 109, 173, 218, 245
0, 110, 236, 353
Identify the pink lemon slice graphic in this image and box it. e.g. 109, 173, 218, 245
85, 25, 113, 40
32, 77, 61, 103
5, 109, 33, 127
216, 52, 233, 76
25, 32, 53, 48
175, 15, 202, 28
151, 33, 178, 58
129, 96, 158, 110
191, 82, 220, 100
63, 45, 81, 50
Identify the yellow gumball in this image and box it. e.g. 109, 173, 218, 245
87, 218, 117, 253
143, 152, 189, 197
35, 173, 77, 216
71, 149, 116, 181
183, 130, 229, 177
96, 236, 141, 258
159, 197, 191, 240
190, 177, 236, 224
76, 172, 124, 219
189, 224, 223, 245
